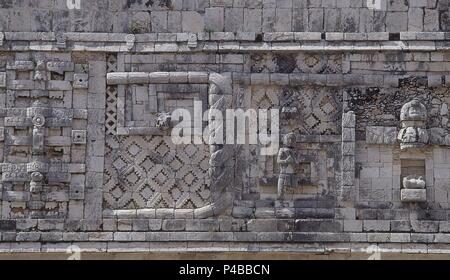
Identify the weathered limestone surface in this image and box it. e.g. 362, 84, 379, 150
0, 0, 450, 257
0, 0, 448, 33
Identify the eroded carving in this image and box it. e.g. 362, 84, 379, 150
56, 32, 67, 49
156, 112, 172, 131
33, 60, 47, 81
403, 176, 426, 189
398, 98, 429, 150
125, 34, 135, 51
73, 74, 89, 89
72, 130, 87, 144
0, 72, 6, 88
277, 133, 298, 200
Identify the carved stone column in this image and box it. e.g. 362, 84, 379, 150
340, 111, 356, 201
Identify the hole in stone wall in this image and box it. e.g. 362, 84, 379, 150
401, 159, 426, 187
51, 72, 64, 81
389, 33, 400, 41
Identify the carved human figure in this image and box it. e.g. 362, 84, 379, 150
398, 98, 429, 150
277, 133, 298, 200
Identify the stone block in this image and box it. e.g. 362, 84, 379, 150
0, 220, 16, 231
391, 221, 412, 232
136, 209, 156, 219
246, 219, 277, 232
186, 220, 220, 232
401, 189, 427, 202
336, 208, 357, 220
391, 233, 411, 243
162, 219, 186, 231
47, 61, 74, 74
244, 9, 262, 32
88, 232, 114, 241
384, 127, 398, 144
411, 233, 435, 243
343, 156, 355, 172
344, 220, 363, 232
15, 220, 37, 231
363, 220, 391, 232
37, 220, 64, 231
440, 222, 450, 233
148, 220, 162, 231
367, 233, 391, 243
225, 8, 244, 32
7, 61, 34, 70
117, 219, 132, 231
0, 72, 6, 88
182, 12, 205, 32
205, 8, 224, 32
366, 126, 385, 144
342, 142, 355, 156
48, 81, 72, 91
342, 127, 355, 142
72, 130, 87, 145
132, 220, 149, 231
102, 220, 117, 231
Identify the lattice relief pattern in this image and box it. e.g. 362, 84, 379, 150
105, 54, 118, 135
291, 86, 342, 135
105, 85, 118, 135
103, 136, 211, 210
251, 86, 342, 135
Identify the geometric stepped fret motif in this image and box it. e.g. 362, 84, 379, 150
103, 135, 211, 210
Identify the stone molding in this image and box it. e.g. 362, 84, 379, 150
104, 72, 233, 219
0, 241, 449, 255
1, 32, 449, 53
108, 72, 450, 89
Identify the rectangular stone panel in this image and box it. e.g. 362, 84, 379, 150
401, 189, 427, 202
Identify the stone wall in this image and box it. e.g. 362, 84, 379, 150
0, 0, 450, 257
0, 0, 449, 33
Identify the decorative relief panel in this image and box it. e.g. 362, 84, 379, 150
251, 85, 343, 135
347, 84, 450, 141
0, 54, 88, 219
106, 85, 118, 136
250, 53, 343, 74
103, 136, 211, 210
0, 72, 5, 88
116, 83, 208, 136
247, 85, 342, 200
104, 72, 234, 217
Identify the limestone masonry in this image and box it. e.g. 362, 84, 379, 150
1, 0, 450, 257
